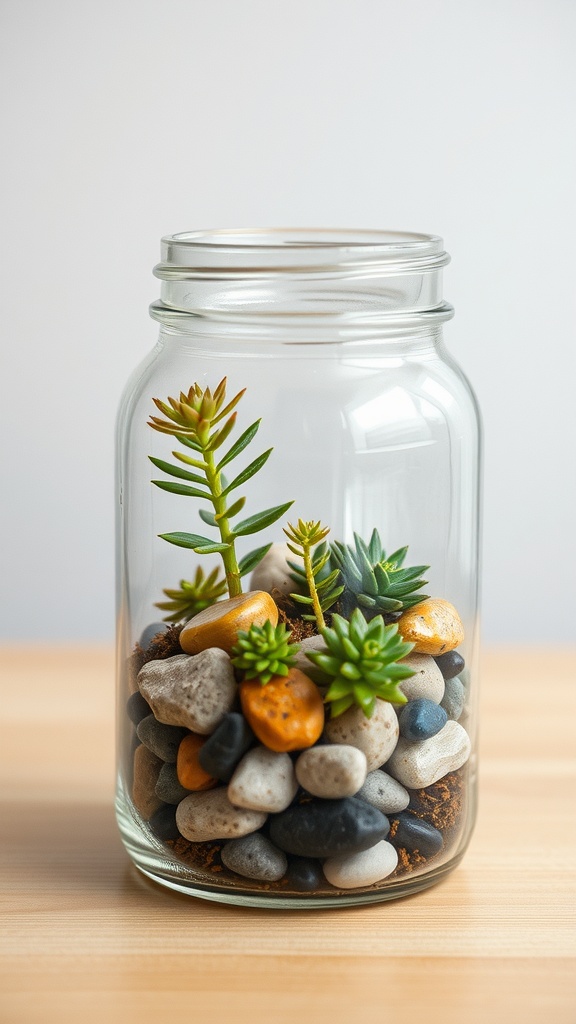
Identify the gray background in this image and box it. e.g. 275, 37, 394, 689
1, 0, 574, 644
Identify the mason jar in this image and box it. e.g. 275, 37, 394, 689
115, 229, 481, 907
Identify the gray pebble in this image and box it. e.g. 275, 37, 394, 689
155, 762, 192, 805
132, 744, 163, 821
295, 744, 367, 799
228, 746, 298, 813
323, 840, 398, 889
397, 653, 445, 704
293, 634, 328, 684
138, 650, 236, 734
136, 714, 188, 762
355, 770, 410, 814
440, 676, 466, 721
324, 700, 399, 771
221, 833, 288, 882
249, 542, 302, 599
175, 788, 267, 842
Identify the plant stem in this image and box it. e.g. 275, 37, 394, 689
303, 542, 325, 631
203, 449, 242, 598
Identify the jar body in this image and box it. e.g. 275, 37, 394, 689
116, 231, 481, 906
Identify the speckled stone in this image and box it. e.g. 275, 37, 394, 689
221, 833, 288, 882
138, 650, 236, 735
396, 653, 445, 704
355, 770, 410, 814
397, 598, 464, 656
227, 746, 298, 813
136, 714, 188, 762
324, 699, 399, 772
323, 841, 398, 889
295, 744, 367, 799
387, 720, 471, 789
175, 787, 267, 842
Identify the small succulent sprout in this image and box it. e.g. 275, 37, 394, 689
148, 378, 294, 598
306, 608, 415, 718
155, 565, 228, 623
330, 529, 429, 619
231, 620, 300, 685
284, 520, 344, 631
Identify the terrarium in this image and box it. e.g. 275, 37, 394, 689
115, 229, 481, 907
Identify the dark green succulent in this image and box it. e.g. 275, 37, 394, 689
330, 529, 429, 619
155, 565, 228, 623
231, 620, 300, 685
306, 608, 415, 718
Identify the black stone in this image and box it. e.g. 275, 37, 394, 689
434, 650, 465, 680
139, 622, 168, 650
285, 857, 324, 891
198, 713, 254, 782
390, 812, 443, 858
155, 762, 192, 804
136, 714, 188, 762
269, 797, 390, 858
398, 698, 448, 741
127, 690, 151, 726
148, 804, 180, 842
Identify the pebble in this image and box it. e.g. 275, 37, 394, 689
398, 699, 448, 741
155, 762, 192, 805
396, 653, 445, 704
269, 797, 390, 858
323, 840, 398, 889
324, 699, 399, 772
127, 690, 151, 726
434, 649, 465, 680
136, 714, 188, 762
397, 598, 464, 656
198, 712, 255, 782
175, 788, 267, 842
355, 770, 410, 814
295, 744, 367, 799
221, 833, 288, 882
390, 811, 443, 858
132, 744, 163, 820
139, 622, 168, 649
240, 668, 325, 752
148, 804, 181, 841
440, 676, 466, 721
228, 746, 298, 812
249, 542, 302, 600
387, 720, 471, 789
138, 650, 236, 734
284, 857, 325, 892
177, 733, 218, 791
293, 634, 328, 685
179, 591, 279, 656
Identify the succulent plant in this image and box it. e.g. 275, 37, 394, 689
306, 608, 415, 718
148, 378, 293, 597
330, 529, 429, 619
283, 520, 343, 630
155, 565, 228, 623
231, 620, 299, 685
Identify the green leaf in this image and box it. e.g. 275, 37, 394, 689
194, 542, 231, 554
198, 509, 217, 527
216, 419, 261, 471
238, 543, 273, 577
149, 457, 208, 486
152, 480, 212, 499
328, 695, 355, 717
222, 449, 272, 495
232, 501, 294, 537
291, 593, 314, 605
215, 495, 246, 521
158, 532, 214, 549
205, 412, 237, 453
174, 433, 202, 452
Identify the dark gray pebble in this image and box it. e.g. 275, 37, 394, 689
136, 714, 188, 762
127, 690, 151, 726
269, 797, 390, 858
139, 622, 168, 650
148, 804, 180, 842
285, 857, 324, 891
398, 699, 448, 741
198, 712, 254, 782
434, 650, 465, 680
440, 676, 466, 721
155, 762, 192, 804
390, 811, 443, 858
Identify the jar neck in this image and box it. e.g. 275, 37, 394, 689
150, 228, 454, 344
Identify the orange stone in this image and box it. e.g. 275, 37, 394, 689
177, 733, 218, 791
240, 668, 325, 753
397, 598, 464, 656
180, 591, 279, 656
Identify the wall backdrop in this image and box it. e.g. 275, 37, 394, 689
1, 0, 575, 644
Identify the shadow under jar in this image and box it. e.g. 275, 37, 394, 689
115, 228, 481, 907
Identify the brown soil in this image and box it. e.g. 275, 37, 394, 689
389, 767, 467, 876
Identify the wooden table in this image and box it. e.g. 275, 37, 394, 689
1, 647, 575, 1023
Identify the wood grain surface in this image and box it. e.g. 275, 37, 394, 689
1, 646, 575, 1023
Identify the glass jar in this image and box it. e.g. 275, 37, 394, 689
115, 229, 481, 907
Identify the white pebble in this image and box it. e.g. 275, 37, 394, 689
323, 840, 398, 888
356, 770, 410, 814
386, 720, 471, 789
176, 788, 267, 842
295, 744, 367, 799
227, 746, 298, 813
325, 699, 399, 772
396, 653, 445, 704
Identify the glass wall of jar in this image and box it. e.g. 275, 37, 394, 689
115, 230, 481, 907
